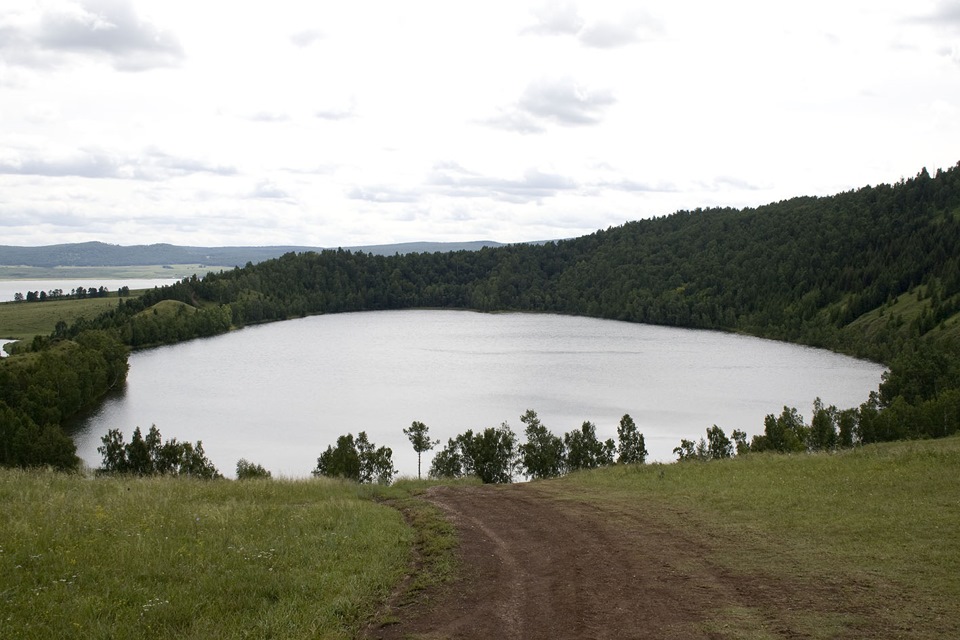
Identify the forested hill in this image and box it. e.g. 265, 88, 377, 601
0, 240, 505, 268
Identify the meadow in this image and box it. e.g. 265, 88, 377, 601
2, 437, 957, 638
0, 472, 458, 639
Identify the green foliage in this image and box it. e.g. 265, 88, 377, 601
0, 400, 79, 471
429, 423, 518, 483
751, 406, 809, 454
97, 425, 221, 479
236, 458, 272, 479
428, 437, 466, 480
564, 421, 615, 472
403, 420, 438, 479
674, 425, 734, 461
616, 413, 648, 464
517, 409, 565, 479
313, 432, 396, 485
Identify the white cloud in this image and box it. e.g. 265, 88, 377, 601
289, 28, 323, 47
0, 0, 183, 71
523, 1, 584, 36
0, 147, 236, 181
484, 76, 616, 133
577, 12, 662, 48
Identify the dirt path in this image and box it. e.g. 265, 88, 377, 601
365, 483, 889, 639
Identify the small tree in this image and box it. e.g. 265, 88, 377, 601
357, 431, 396, 485
97, 425, 220, 478
313, 434, 361, 481
705, 425, 733, 460
429, 437, 465, 479
518, 409, 565, 479
403, 420, 438, 479
616, 413, 648, 465
808, 398, 838, 451
460, 423, 518, 484
236, 458, 272, 480
564, 421, 615, 472
313, 432, 395, 484
731, 429, 750, 455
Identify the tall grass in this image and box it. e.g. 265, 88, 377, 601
0, 471, 412, 639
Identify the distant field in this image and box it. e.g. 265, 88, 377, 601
0, 296, 128, 341
0, 264, 229, 280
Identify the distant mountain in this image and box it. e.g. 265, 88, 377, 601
0, 240, 507, 268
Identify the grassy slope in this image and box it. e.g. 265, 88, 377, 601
547, 435, 960, 638
0, 473, 425, 640
0, 297, 124, 341
3, 440, 956, 638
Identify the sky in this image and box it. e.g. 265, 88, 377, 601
1, 1, 959, 248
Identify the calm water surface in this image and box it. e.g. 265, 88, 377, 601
72, 310, 886, 478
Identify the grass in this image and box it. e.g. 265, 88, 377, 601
2, 442, 957, 637
546, 436, 960, 637
0, 472, 439, 640
0, 297, 127, 341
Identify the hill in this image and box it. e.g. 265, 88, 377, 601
0, 240, 507, 268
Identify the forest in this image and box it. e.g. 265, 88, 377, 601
2, 163, 960, 471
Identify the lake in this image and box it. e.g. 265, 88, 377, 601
70, 310, 887, 478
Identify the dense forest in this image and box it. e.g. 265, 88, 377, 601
3, 163, 960, 470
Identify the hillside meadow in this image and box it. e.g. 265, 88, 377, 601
2, 437, 957, 638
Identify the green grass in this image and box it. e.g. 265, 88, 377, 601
2, 443, 957, 638
0, 297, 127, 341
547, 436, 960, 637
0, 472, 422, 640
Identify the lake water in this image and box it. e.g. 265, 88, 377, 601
70, 310, 886, 478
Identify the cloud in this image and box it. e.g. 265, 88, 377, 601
480, 108, 546, 134
250, 111, 291, 123
0, 147, 237, 181
599, 178, 680, 193
482, 76, 615, 133
428, 163, 577, 203
0, 0, 183, 71
346, 185, 421, 203
522, 2, 661, 48
522, 1, 584, 36
578, 13, 663, 49
249, 180, 292, 200
290, 29, 323, 47
912, 1, 960, 29
517, 76, 616, 125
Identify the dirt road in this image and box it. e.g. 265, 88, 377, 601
366, 483, 879, 640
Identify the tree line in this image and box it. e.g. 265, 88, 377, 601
12, 285, 127, 303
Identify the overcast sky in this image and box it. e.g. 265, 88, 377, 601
1, 0, 959, 248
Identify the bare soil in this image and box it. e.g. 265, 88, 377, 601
366, 483, 887, 640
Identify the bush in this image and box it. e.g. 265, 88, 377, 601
236, 458, 272, 479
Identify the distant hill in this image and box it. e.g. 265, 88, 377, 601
0, 240, 505, 268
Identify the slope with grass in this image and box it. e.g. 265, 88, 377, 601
0, 471, 450, 640
374, 436, 960, 639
